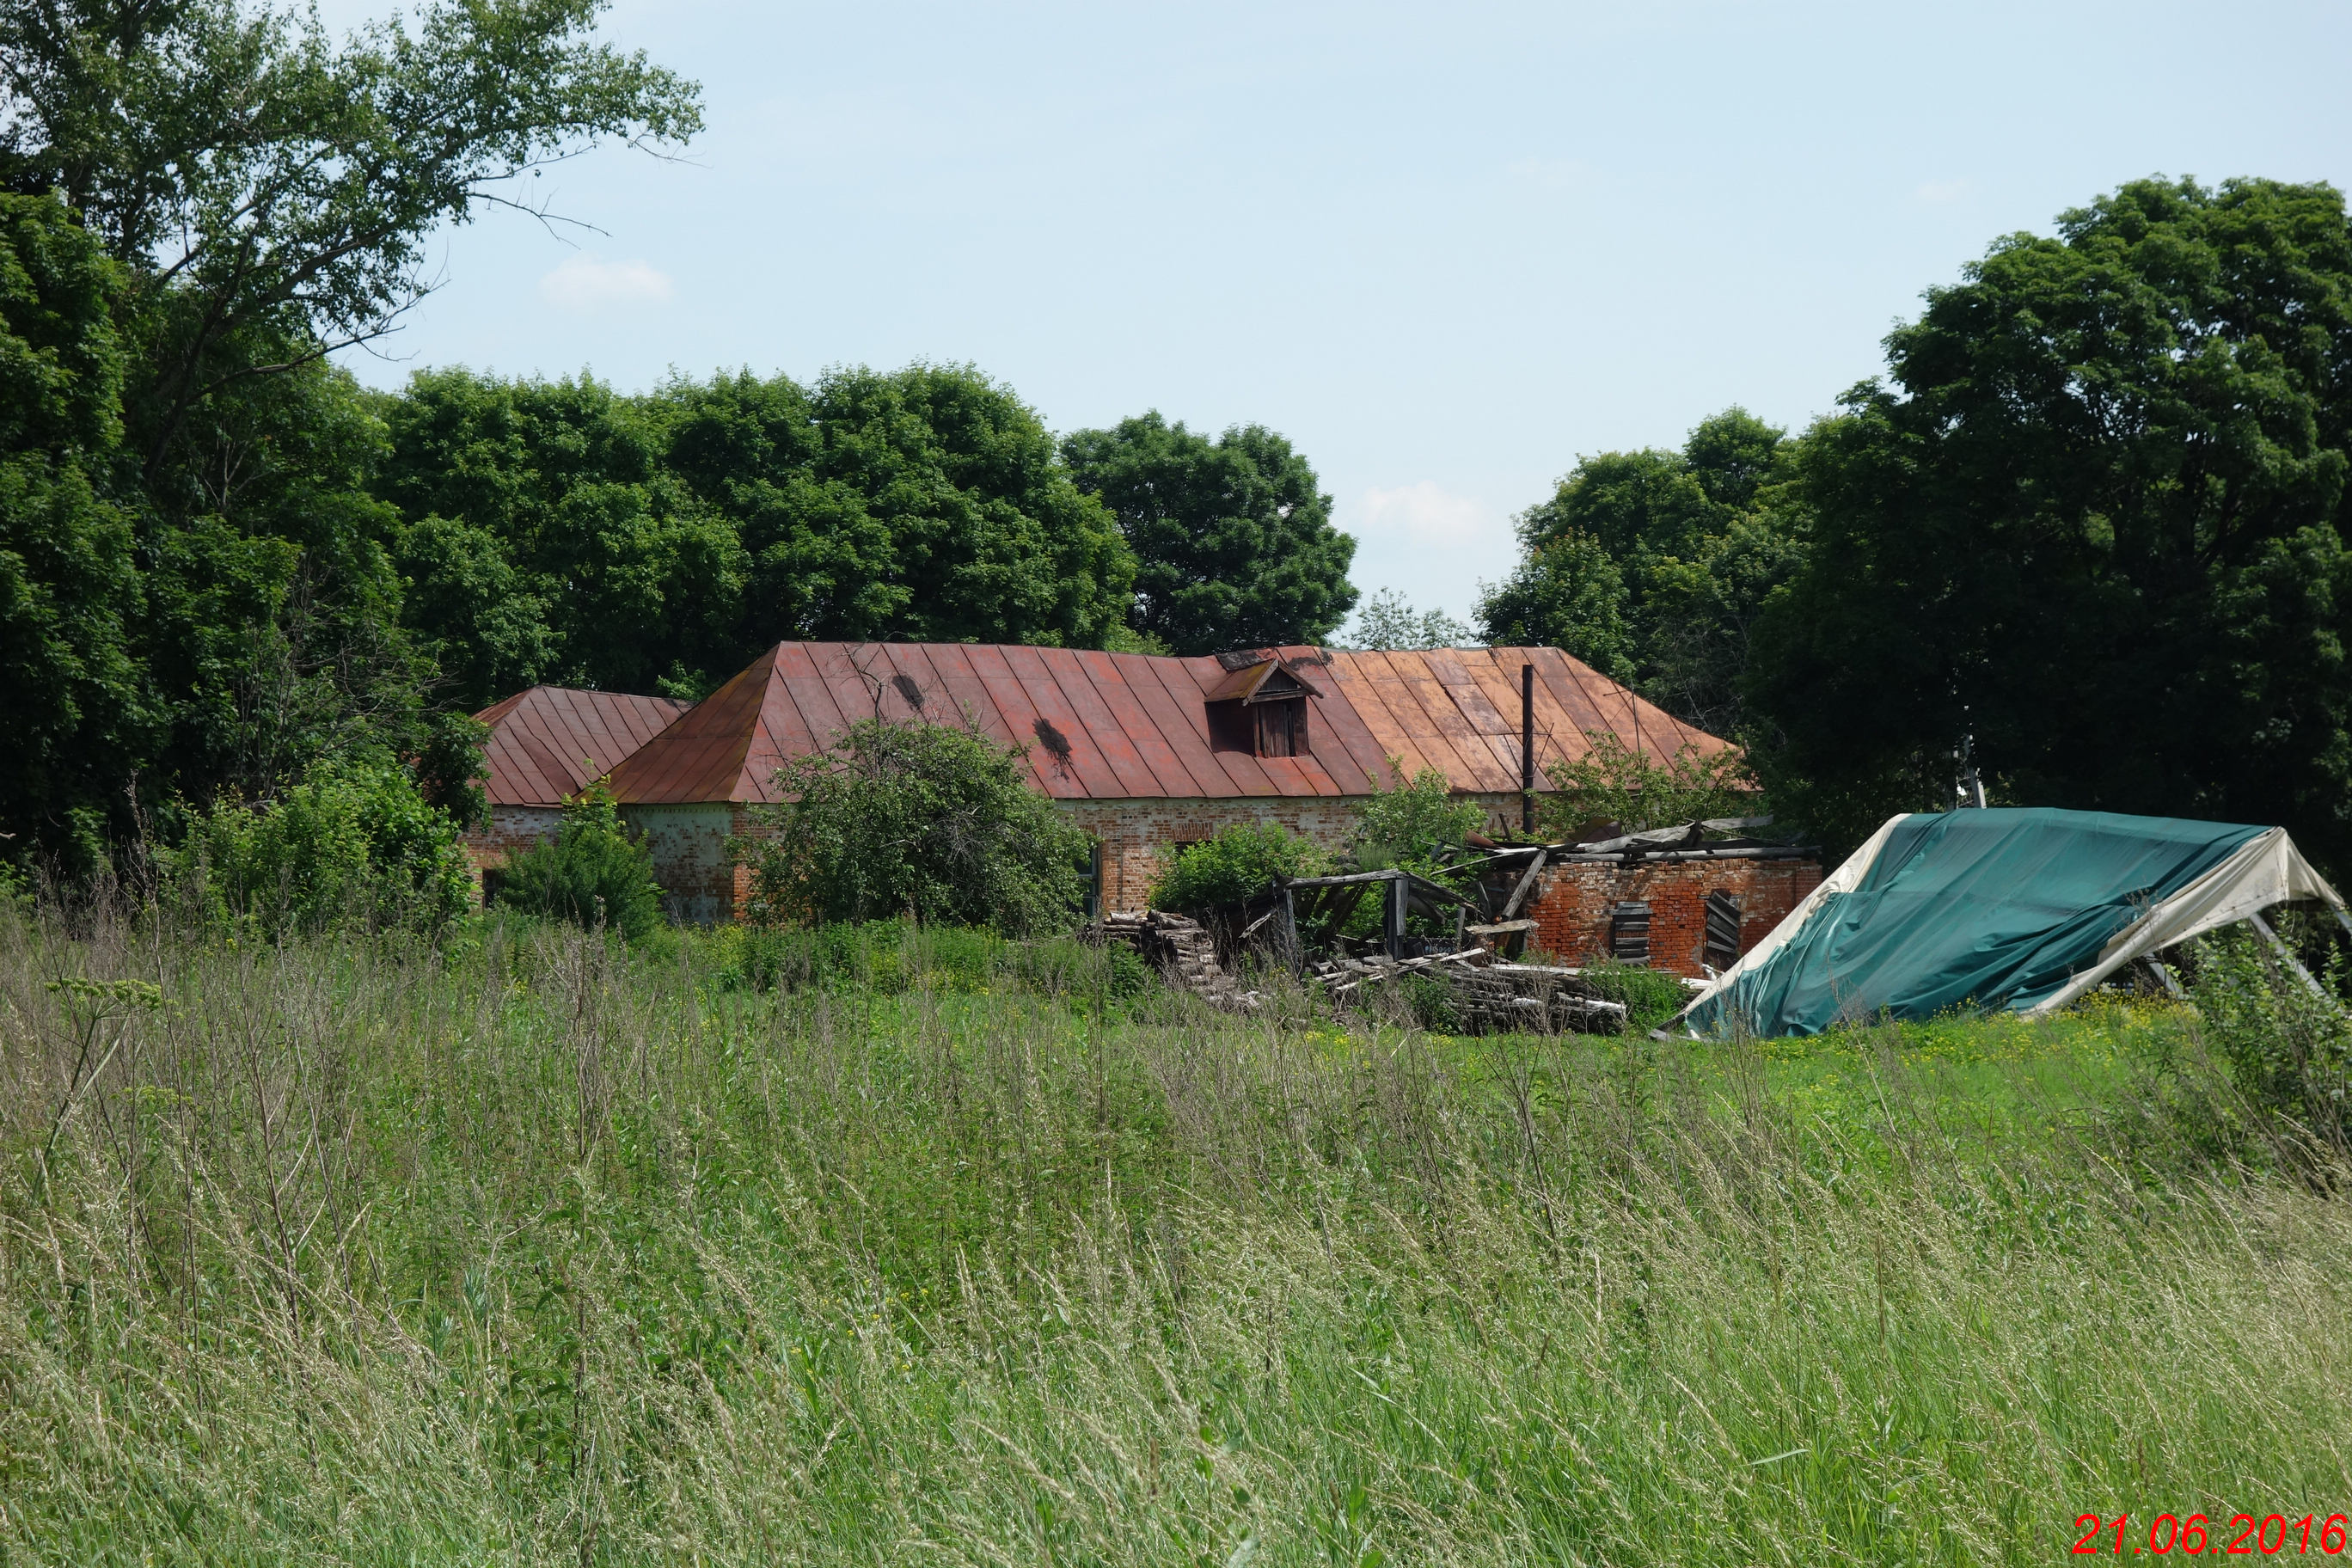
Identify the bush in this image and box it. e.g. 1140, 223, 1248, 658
1540, 728, 1757, 836
1148, 820, 1334, 914
1350, 760, 1485, 873
740, 719, 1090, 936
498, 787, 665, 943
2179, 923, 2351, 1161
165, 757, 473, 937
1570, 956, 1690, 1032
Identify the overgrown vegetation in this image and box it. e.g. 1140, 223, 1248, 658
162, 756, 473, 937
1539, 727, 1760, 836
3, 912, 2349, 1563
1348, 760, 1485, 873
497, 787, 665, 944
1147, 818, 1334, 913
741, 718, 1091, 934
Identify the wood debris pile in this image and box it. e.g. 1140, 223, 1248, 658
1308, 947, 1628, 1033
1096, 910, 1262, 1011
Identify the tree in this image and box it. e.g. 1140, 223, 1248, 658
0, 194, 147, 869
1062, 411, 1357, 654
1344, 588, 1472, 651
1349, 763, 1484, 874
0, 0, 701, 480
740, 717, 1091, 935
1148, 821, 1332, 915
1745, 177, 2352, 867
1477, 407, 1804, 733
0, 0, 697, 867
1538, 731, 1756, 838
662, 364, 1136, 655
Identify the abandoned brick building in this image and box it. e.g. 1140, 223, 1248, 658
464, 640, 1819, 977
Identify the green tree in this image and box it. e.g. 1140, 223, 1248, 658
1477, 408, 1804, 732
1148, 820, 1333, 915
0, 194, 148, 869
498, 785, 664, 943
740, 717, 1090, 935
0, 0, 699, 866
1746, 177, 2352, 865
1062, 411, 1357, 654
1344, 588, 1471, 651
1538, 731, 1756, 838
1349, 763, 1485, 875
661, 364, 1136, 654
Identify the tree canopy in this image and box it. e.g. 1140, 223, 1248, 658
1477, 408, 1805, 736
1745, 176, 2352, 867
380, 363, 1139, 707
0, 0, 699, 869
1061, 411, 1357, 655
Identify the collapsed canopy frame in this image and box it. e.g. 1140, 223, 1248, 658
1675, 807, 2346, 1038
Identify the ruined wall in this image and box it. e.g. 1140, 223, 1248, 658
1064, 792, 1529, 914
1523, 856, 1821, 979
625, 803, 760, 925
459, 805, 562, 903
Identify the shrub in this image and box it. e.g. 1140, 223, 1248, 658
1149, 820, 1334, 914
1350, 759, 1484, 873
166, 757, 473, 937
1540, 728, 1757, 836
740, 719, 1089, 936
1569, 956, 1690, 1032
499, 787, 665, 943
2180, 924, 2351, 1161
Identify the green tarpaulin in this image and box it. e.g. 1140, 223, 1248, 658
1680, 807, 2338, 1038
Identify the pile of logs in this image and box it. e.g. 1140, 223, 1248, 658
1096, 910, 1262, 1011
1308, 946, 1628, 1034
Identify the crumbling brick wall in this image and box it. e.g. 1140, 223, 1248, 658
1523, 857, 1821, 978
459, 805, 562, 903
624, 803, 763, 925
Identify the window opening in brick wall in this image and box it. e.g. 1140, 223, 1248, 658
1610, 901, 1651, 964
481, 869, 507, 910
1704, 890, 1743, 972
1085, 842, 1104, 919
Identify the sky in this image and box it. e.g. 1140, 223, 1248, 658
321, 0, 2352, 636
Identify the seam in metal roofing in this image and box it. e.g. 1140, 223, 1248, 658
472, 686, 694, 807
594, 641, 1729, 806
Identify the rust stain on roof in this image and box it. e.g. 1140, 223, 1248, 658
581, 641, 1733, 806
473, 687, 694, 807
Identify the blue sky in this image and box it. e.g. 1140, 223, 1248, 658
322, 0, 2352, 636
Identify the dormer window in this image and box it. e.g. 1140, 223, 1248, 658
1204, 655, 1322, 759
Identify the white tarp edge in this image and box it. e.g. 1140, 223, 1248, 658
2018, 826, 2346, 1017
1668, 812, 1910, 1034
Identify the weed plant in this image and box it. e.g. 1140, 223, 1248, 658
1, 907, 2348, 1564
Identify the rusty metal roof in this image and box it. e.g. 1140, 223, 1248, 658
599, 641, 1726, 806
473, 686, 693, 807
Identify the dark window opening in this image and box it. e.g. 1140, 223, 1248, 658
1254, 697, 1306, 757
1610, 900, 1651, 964
1704, 890, 1743, 971
481, 869, 508, 909
1084, 842, 1104, 919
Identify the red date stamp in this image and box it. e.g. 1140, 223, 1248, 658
2074, 1515, 2350, 1556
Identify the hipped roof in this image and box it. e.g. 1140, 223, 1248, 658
601, 641, 1724, 806
473, 686, 693, 807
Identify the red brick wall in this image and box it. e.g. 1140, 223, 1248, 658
460, 805, 562, 903
1523, 857, 1821, 978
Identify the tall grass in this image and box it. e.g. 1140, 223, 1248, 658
2, 908, 2347, 1564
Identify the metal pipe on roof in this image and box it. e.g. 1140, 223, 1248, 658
1521, 662, 1534, 833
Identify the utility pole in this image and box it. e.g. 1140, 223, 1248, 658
1521, 663, 1535, 834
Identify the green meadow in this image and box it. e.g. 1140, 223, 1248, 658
3, 914, 2346, 1565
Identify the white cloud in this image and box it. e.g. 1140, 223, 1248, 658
1351, 481, 1506, 550
538, 253, 675, 312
